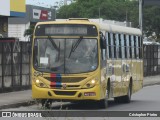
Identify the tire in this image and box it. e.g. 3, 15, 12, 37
97, 98, 108, 109
114, 96, 122, 103
107, 82, 111, 99
41, 99, 52, 109
123, 82, 132, 103
97, 83, 110, 109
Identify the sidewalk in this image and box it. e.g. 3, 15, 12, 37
0, 75, 160, 110
143, 75, 160, 87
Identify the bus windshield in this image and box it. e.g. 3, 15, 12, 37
33, 38, 98, 74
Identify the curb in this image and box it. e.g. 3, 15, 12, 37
143, 82, 160, 87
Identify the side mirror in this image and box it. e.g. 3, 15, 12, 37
28, 35, 33, 54
100, 32, 106, 49
100, 32, 106, 60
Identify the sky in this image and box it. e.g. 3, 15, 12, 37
26, 0, 63, 8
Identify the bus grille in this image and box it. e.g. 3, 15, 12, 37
53, 91, 77, 96
44, 77, 86, 83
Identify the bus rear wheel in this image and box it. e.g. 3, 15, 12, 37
114, 82, 132, 103
123, 82, 132, 103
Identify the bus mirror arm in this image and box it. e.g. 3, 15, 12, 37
27, 42, 32, 55
27, 35, 33, 55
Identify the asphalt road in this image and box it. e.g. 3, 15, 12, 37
1, 85, 160, 120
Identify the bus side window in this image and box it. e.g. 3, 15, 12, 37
136, 36, 139, 59
110, 33, 114, 59
139, 36, 142, 59
121, 34, 125, 59
113, 33, 117, 58
124, 34, 127, 59
106, 32, 109, 59
119, 34, 122, 58
126, 35, 130, 58
131, 35, 135, 59
108, 33, 112, 58
116, 34, 119, 59
134, 36, 137, 59
129, 35, 132, 58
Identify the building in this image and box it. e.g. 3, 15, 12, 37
0, 0, 26, 37
8, 5, 56, 41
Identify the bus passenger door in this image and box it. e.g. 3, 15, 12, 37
100, 31, 107, 99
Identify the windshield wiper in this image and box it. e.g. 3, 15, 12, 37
48, 36, 61, 61
58, 41, 60, 61
68, 36, 83, 58
48, 36, 59, 51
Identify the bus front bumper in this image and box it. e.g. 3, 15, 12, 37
32, 84, 101, 101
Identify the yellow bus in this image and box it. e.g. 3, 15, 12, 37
32, 18, 143, 108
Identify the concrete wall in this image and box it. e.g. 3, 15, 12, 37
8, 23, 30, 41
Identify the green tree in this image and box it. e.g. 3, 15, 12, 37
143, 6, 160, 41
57, 0, 139, 25
24, 25, 35, 37
57, 0, 160, 41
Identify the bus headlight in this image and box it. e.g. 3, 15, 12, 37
34, 79, 48, 88
82, 78, 98, 88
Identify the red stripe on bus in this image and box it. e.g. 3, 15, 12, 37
50, 82, 56, 86
50, 73, 56, 80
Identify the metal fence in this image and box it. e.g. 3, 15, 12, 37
0, 38, 31, 93
143, 44, 160, 77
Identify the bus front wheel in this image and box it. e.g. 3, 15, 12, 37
97, 98, 108, 109
41, 99, 52, 109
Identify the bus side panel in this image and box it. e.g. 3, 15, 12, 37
131, 59, 136, 93
136, 59, 143, 91
114, 59, 122, 97
107, 59, 121, 98
121, 59, 132, 96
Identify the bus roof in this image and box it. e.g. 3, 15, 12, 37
36, 19, 92, 26
36, 19, 142, 36
98, 23, 142, 36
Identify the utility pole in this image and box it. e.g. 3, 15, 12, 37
99, 7, 101, 23
139, 0, 143, 32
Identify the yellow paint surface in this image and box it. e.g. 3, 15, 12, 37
10, 0, 26, 12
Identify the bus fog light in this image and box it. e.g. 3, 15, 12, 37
40, 83, 45, 87
86, 83, 90, 88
